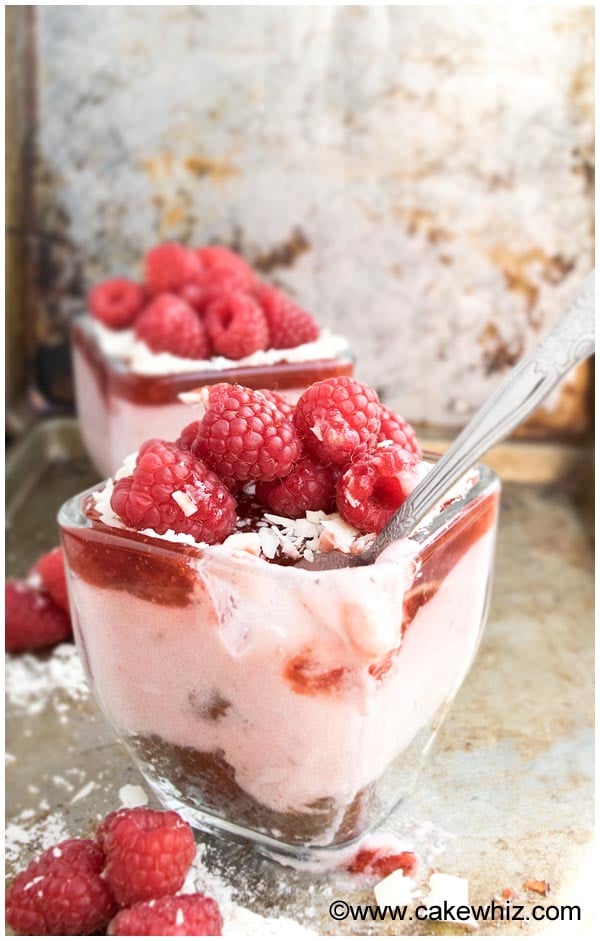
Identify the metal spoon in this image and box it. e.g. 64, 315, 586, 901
301, 271, 595, 571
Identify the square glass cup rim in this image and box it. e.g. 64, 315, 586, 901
71, 313, 355, 378
57, 455, 500, 573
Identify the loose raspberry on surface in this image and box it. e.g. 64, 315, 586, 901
256, 456, 337, 517
30, 546, 69, 612
98, 807, 196, 907
294, 377, 382, 465
196, 244, 254, 289
193, 383, 301, 482
89, 278, 145, 330
5, 581, 72, 652
5, 838, 116, 936
336, 444, 418, 534
135, 294, 210, 360
205, 292, 269, 360
347, 846, 418, 880
110, 440, 236, 545
108, 893, 222, 937
377, 405, 421, 458
255, 283, 319, 349
37, 838, 106, 872
145, 243, 203, 295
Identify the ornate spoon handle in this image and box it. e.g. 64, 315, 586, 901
360, 272, 595, 563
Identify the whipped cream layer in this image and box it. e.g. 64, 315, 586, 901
66, 522, 495, 844
63, 460, 496, 846
73, 343, 309, 478
90, 318, 351, 377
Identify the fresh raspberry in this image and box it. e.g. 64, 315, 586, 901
108, 893, 222, 936
98, 807, 196, 907
176, 421, 242, 492
145, 243, 203, 295
294, 377, 381, 466
89, 278, 145, 330
378, 405, 421, 458
261, 389, 295, 417
5, 839, 116, 936
196, 244, 254, 289
5, 581, 72, 652
135, 294, 210, 359
176, 420, 202, 452
110, 440, 236, 545
180, 269, 250, 317
177, 281, 209, 313
256, 457, 337, 517
347, 846, 418, 879
194, 384, 301, 482
336, 444, 418, 533
37, 838, 106, 871
30, 547, 69, 612
205, 292, 269, 360
255, 283, 319, 349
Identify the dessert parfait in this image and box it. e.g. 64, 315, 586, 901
73, 243, 353, 476
60, 377, 500, 860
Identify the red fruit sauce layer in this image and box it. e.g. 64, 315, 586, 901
72, 320, 353, 406
63, 488, 498, 614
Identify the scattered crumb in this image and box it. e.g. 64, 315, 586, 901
69, 781, 96, 804
262, 510, 368, 561
501, 887, 518, 900
118, 784, 149, 808
424, 873, 478, 928
523, 878, 550, 896
374, 869, 417, 906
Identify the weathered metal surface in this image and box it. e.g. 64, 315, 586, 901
19, 6, 594, 431
5, 421, 594, 935
5, 7, 37, 432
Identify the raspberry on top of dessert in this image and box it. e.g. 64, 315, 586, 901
87, 376, 425, 562
87, 241, 346, 368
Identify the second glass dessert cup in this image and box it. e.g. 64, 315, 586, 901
72, 317, 354, 478
59, 462, 500, 863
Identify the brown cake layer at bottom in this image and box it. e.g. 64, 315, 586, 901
131, 733, 375, 847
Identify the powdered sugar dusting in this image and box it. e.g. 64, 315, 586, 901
182, 845, 317, 938
5, 810, 70, 866
5, 644, 88, 716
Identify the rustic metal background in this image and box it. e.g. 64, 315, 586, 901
5, 6, 594, 436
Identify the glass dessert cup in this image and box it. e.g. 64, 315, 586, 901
59, 460, 500, 864
72, 317, 354, 478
